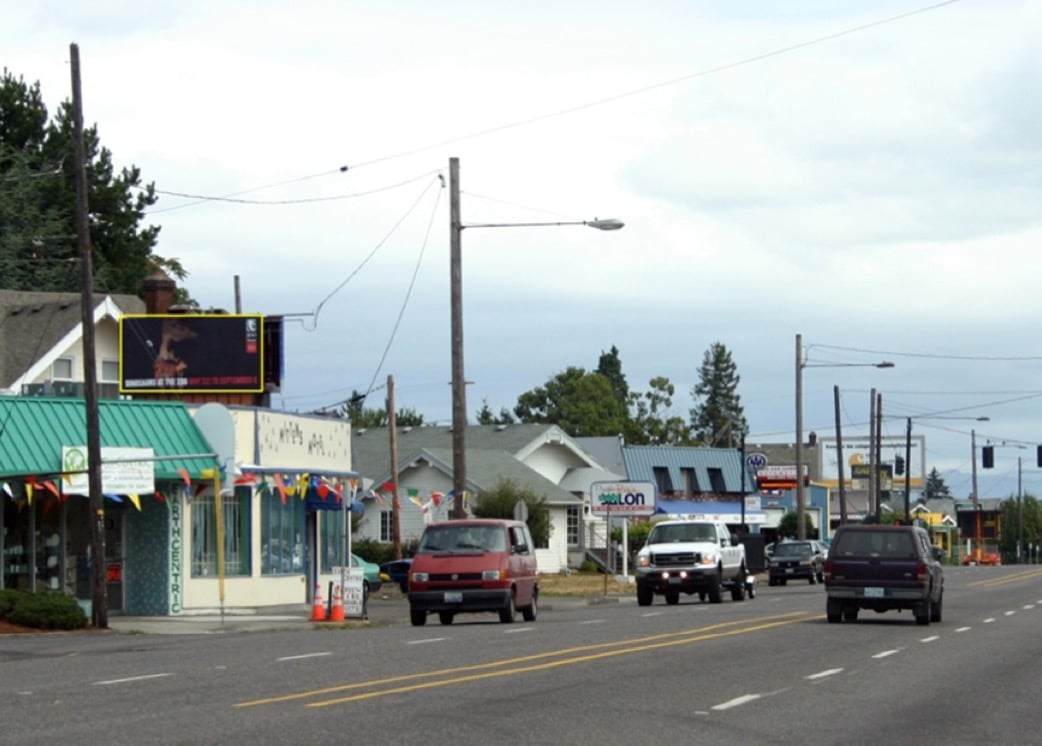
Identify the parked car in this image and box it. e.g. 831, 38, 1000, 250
379, 558, 412, 593
408, 519, 538, 626
350, 553, 383, 594
824, 524, 944, 625
766, 540, 824, 585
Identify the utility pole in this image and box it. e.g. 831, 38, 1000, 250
795, 334, 805, 540
70, 44, 107, 629
868, 389, 876, 521
387, 375, 401, 559
449, 157, 466, 519
834, 385, 846, 525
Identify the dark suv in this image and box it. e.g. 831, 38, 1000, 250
824, 524, 944, 625
767, 540, 824, 585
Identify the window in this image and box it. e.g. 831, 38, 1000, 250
681, 467, 698, 496
380, 511, 394, 543
260, 489, 305, 575
53, 357, 74, 380
100, 359, 119, 383
320, 510, 347, 572
652, 466, 673, 494
707, 468, 726, 494
191, 487, 250, 577
566, 506, 580, 546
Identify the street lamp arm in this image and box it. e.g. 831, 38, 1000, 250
463, 218, 624, 231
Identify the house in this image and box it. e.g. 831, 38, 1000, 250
350, 424, 622, 573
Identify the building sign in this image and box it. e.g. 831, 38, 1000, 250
169, 498, 183, 615
819, 436, 925, 490
850, 463, 893, 491
755, 464, 806, 490
62, 446, 155, 496
590, 481, 657, 516
119, 314, 265, 393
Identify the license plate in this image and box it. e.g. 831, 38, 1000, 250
444, 591, 463, 603
668, 577, 681, 585
863, 587, 884, 598
785, 568, 794, 574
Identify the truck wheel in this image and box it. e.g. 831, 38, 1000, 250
914, 602, 930, 626
843, 606, 858, 622
438, 611, 455, 625
930, 591, 943, 623
707, 568, 723, 604
730, 565, 746, 601
410, 608, 427, 626
636, 583, 654, 606
826, 597, 842, 623
665, 591, 680, 605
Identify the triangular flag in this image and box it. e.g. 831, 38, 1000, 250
177, 468, 191, 486
407, 487, 419, 498
2, 482, 12, 499
126, 494, 142, 511
273, 473, 287, 505
105, 494, 123, 503
431, 491, 444, 507
408, 496, 423, 509
153, 490, 166, 503
42, 481, 59, 498
25, 482, 34, 505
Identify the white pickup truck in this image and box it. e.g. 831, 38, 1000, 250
634, 519, 750, 605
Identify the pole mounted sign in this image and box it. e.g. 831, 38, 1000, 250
590, 481, 657, 516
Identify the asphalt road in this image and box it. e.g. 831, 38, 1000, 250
2, 565, 1040, 745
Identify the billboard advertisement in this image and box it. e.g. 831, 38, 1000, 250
818, 435, 925, 490
119, 314, 264, 393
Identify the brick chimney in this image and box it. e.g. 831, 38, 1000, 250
143, 272, 176, 314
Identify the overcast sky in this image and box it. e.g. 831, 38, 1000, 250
5, 1, 1042, 499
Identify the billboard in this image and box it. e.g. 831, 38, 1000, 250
119, 314, 265, 393
818, 435, 926, 490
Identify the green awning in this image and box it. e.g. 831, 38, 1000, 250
0, 397, 216, 481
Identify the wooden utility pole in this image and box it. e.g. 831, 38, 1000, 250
834, 385, 847, 525
387, 375, 401, 559
70, 43, 107, 628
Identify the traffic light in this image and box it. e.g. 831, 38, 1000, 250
1037, 445, 1042, 468
982, 445, 994, 469
894, 456, 905, 476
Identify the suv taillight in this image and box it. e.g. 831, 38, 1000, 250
823, 559, 833, 581
916, 562, 928, 581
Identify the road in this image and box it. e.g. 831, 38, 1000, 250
1, 565, 1040, 745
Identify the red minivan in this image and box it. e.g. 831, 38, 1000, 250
408, 519, 539, 626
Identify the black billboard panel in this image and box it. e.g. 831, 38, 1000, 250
119, 314, 265, 393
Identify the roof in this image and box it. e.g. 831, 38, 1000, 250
622, 445, 752, 494
0, 397, 216, 481
0, 290, 144, 388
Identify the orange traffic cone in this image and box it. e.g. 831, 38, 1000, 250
328, 584, 345, 622
310, 582, 327, 621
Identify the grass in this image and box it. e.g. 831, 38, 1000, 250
539, 572, 633, 597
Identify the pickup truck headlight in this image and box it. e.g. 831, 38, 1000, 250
699, 553, 717, 566
636, 554, 650, 568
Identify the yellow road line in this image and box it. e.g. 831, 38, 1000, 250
966, 567, 1042, 588
235, 611, 814, 709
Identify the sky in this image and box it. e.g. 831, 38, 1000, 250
5, 0, 1042, 501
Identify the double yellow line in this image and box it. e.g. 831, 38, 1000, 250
966, 566, 1042, 589
235, 611, 813, 709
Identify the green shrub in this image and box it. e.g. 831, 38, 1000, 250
353, 538, 417, 566
8, 592, 87, 630
0, 589, 26, 620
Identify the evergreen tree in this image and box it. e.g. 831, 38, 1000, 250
476, 399, 515, 425
923, 467, 951, 500
626, 376, 696, 445
596, 345, 629, 412
0, 69, 185, 296
689, 341, 748, 445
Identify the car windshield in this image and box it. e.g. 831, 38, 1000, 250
648, 524, 716, 544
774, 542, 814, 557
419, 524, 507, 552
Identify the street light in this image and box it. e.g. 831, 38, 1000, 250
795, 334, 893, 539
449, 157, 623, 519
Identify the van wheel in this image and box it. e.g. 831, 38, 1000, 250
521, 593, 538, 622
410, 609, 427, 626
499, 593, 516, 623
438, 611, 454, 625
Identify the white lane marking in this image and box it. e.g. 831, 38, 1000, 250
1005, 610, 1016, 616
956, 626, 972, 632
407, 637, 448, 645
94, 673, 172, 686
642, 612, 663, 618
983, 618, 995, 623
872, 649, 899, 659
805, 668, 843, 680
580, 619, 606, 625
920, 636, 940, 643
713, 694, 763, 711
503, 626, 533, 634
1023, 605, 1035, 610
277, 652, 332, 662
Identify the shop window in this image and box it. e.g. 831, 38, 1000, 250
191, 488, 250, 577
319, 510, 362, 573
260, 490, 305, 575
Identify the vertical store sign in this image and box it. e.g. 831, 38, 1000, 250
169, 497, 183, 614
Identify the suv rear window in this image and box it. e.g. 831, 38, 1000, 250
832, 530, 916, 559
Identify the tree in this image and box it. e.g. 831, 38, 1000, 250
596, 345, 629, 411
476, 399, 515, 425
777, 510, 816, 539
471, 478, 551, 547
513, 366, 629, 437
689, 341, 748, 446
626, 376, 696, 445
998, 494, 1041, 560
0, 69, 184, 297
923, 468, 951, 500
339, 389, 424, 427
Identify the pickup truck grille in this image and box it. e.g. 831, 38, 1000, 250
652, 551, 699, 565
